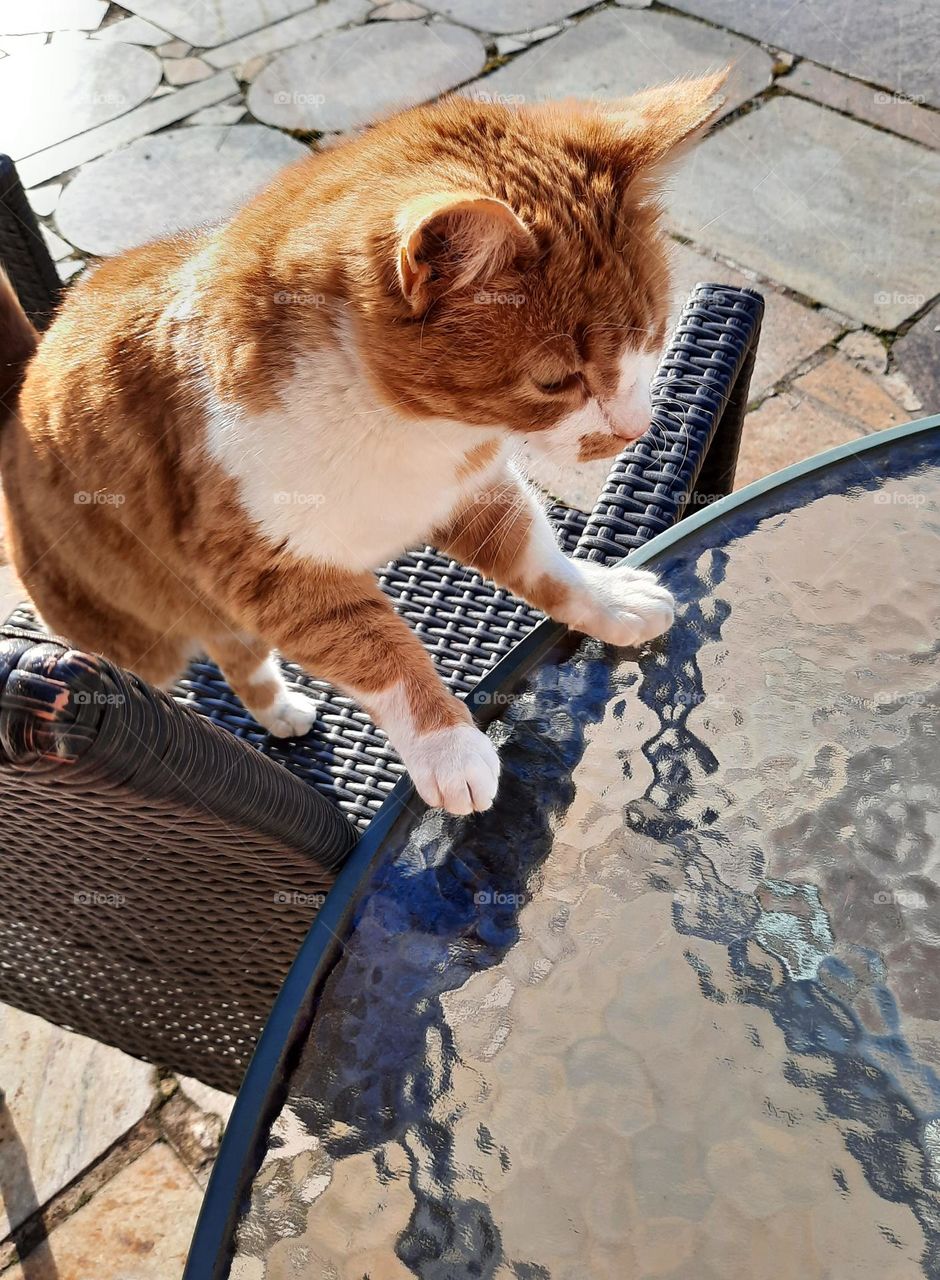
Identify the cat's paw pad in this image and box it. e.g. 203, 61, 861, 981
254, 688, 318, 738
406, 723, 500, 815
575, 562, 675, 648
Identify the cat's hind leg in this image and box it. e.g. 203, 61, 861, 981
29, 587, 193, 692
206, 632, 318, 739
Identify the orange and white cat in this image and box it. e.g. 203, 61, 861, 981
1, 74, 725, 814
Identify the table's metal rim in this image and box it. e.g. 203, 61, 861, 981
184, 410, 940, 1279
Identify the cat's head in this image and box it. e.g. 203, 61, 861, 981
353, 72, 728, 464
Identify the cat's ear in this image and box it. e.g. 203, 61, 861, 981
602, 68, 729, 176
396, 192, 533, 312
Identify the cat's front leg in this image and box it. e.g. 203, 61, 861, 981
217, 561, 499, 814
435, 466, 675, 647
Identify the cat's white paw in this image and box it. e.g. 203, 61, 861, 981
254, 688, 318, 738
571, 561, 675, 648
404, 722, 500, 815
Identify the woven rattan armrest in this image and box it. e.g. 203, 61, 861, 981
0, 630, 356, 1089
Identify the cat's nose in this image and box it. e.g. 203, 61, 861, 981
605, 376, 652, 441
603, 351, 657, 441
610, 413, 649, 442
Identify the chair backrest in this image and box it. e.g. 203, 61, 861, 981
0, 154, 62, 330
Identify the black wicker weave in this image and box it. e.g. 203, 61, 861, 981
0, 168, 763, 1090
0, 630, 356, 1088
0, 155, 62, 331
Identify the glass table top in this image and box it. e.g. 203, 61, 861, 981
226, 423, 940, 1280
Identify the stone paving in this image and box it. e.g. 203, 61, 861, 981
0, 0, 937, 1274
669, 95, 940, 328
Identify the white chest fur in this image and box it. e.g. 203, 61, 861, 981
202, 339, 505, 572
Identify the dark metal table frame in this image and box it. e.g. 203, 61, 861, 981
186, 412, 940, 1277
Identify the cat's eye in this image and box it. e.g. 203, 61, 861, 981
534, 373, 580, 395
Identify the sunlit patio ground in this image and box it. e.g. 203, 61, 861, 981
0, 0, 937, 1273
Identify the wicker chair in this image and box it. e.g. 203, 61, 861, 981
0, 154, 763, 1093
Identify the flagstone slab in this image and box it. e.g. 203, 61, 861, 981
58, 257, 85, 281
237, 53, 270, 81
249, 20, 486, 133
0, 0, 106, 35
667, 96, 940, 328
41, 225, 72, 260
795, 352, 910, 429
735, 354, 910, 489
204, 0, 370, 68
0, 41, 161, 160
468, 9, 773, 118
26, 182, 62, 216
735, 392, 866, 490
893, 306, 940, 411
0, 1003, 154, 1236
779, 60, 940, 151
186, 100, 247, 126
122, 0, 322, 48
55, 124, 307, 256
0, 34, 47, 54
668, 242, 842, 399
670, 0, 940, 110
432, 0, 590, 33
163, 55, 213, 85
0, 561, 22, 618
177, 1075, 237, 1122
370, 0, 428, 17
4, 1143, 202, 1280
50, 30, 89, 45
93, 15, 170, 46
157, 37, 191, 57
17, 69, 239, 187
